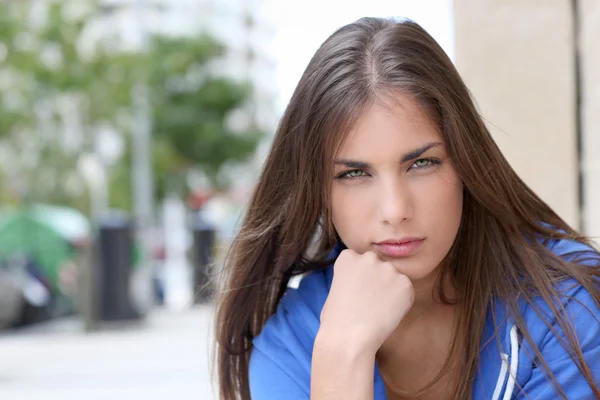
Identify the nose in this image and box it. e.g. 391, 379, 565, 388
378, 177, 413, 226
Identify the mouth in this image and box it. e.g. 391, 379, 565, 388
373, 238, 425, 258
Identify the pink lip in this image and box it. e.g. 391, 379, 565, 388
374, 238, 425, 258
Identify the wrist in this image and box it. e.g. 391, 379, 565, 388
315, 324, 379, 359
312, 326, 377, 399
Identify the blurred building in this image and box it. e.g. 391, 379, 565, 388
195, 0, 279, 131
191, 0, 281, 191
453, 0, 600, 242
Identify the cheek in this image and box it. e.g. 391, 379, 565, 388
331, 187, 353, 227
419, 171, 463, 230
330, 185, 373, 237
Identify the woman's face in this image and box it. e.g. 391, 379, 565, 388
330, 93, 463, 284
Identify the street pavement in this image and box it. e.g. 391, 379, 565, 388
0, 305, 216, 400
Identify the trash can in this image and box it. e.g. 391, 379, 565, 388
191, 216, 216, 303
96, 213, 141, 321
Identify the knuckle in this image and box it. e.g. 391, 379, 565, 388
363, 251, 379, 263
382, 261, 395, 270
396, 274, 413, 289
335, 249, 357, 271
337, 249, 352, 262
337, 249, 348, 259
343, 249, 358, 257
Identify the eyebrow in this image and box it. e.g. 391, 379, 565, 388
334, 141, 442, 168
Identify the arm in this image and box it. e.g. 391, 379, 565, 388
309, 250, 413, 400
311, 328, 376, 400
249, 345, 310, 399
249, 328, 377, 400
250, 249, 412, 400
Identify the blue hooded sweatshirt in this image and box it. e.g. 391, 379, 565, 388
249, 238, 600, 399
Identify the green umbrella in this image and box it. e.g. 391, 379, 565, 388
0, 204, 90, 292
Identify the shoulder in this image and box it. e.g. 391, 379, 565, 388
249, 267, 333, 397
521, 237, 600, 357
253, 267, 332, 351
545, 235, 600, 262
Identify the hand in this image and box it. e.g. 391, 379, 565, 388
319, 249, 415, 353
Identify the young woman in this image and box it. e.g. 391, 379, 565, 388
214, 17, 600, 400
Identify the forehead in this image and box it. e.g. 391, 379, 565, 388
336, 93, 441, 157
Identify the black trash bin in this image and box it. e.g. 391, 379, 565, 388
96, 213, 141, 321
191, 216, 216, 303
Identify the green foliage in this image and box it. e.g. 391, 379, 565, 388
148, 33, 264, 190
0, 0, 265, 215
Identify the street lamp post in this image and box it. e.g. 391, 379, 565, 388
132, 0, 155, 261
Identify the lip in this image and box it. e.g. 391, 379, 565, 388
374, 238, 425, 258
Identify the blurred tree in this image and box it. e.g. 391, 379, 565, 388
0, 0, 139, 214
0, 0, 264, 215
109, 33, 264, 209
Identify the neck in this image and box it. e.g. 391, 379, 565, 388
401, 268, 455, 327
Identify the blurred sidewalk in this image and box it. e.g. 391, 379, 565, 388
0, 305, 215, 400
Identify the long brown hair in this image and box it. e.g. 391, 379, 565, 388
213, 17, 600, 399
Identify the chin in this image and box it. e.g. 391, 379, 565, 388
389, 259, 438, 281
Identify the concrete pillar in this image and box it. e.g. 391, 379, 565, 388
579, 0, 600, 242
453, 1, 580, 229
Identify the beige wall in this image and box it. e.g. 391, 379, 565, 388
580, 0, 600, 241
453, 1, 580, 229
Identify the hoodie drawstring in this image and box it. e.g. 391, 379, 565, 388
492, 325, 519, 400
503, 325, 519, 400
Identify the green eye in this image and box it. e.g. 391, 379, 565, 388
346, 170, 365, 178
410, 158, 441, 170
413, 159, 431, 168
336, 169, 367, 180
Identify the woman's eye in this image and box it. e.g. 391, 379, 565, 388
346, 170, 365, 177
410, 158, 440, 170
337, 169, 367, 180
413, 159, 431, 168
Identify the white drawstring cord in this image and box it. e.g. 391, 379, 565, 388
492, 353, 509, 400
503, 325, 519, 400
492, 325, 519, 400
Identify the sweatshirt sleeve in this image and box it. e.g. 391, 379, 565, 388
248, 270, 329, 399
249, 344, 310, 399
517, 286, 600, 399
